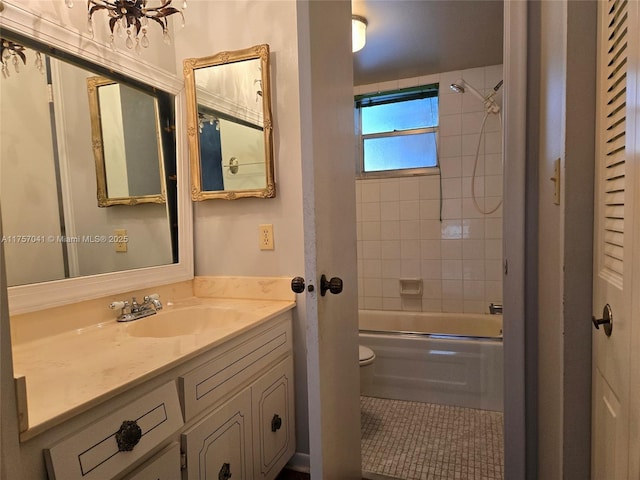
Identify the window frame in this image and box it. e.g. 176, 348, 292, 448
355, 84, 440, 179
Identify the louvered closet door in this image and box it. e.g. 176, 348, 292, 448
592, 0, 640, 478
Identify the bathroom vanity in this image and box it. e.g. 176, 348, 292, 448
11, 294, 296, 480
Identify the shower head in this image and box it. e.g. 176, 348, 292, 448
450, 83, 465, 94
451, 79, 484, 100
449, 78, 501, 114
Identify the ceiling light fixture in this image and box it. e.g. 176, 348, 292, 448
352, 15, 367, 53
66, 0, 186, 51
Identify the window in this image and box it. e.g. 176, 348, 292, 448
355, 84, 439, 176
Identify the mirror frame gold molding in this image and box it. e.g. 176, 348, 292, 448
184, 44, 276, 201
87, 76, 167, 207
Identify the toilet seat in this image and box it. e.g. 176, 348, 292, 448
359, 345, 375, 366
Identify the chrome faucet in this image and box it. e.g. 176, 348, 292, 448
110, 294, 162, 322
489, 303, 503, 315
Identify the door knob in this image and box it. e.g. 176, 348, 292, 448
320, 274, 343, 296
291, 277, 305, 293
592, 304, 613, 337
291, 277, 314, 293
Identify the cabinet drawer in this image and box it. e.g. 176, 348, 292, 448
252, 357, 295, 480
180, 316, 292, 420
124, 442, 181, 480
44, 381, 184, 480
181, 387, 252, 480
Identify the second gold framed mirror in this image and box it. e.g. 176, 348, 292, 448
87, 76, 167, 207
184, 44, 275, 200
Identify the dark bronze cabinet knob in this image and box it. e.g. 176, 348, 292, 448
115, 420, 142, 452
320, 274, 343, 296
291, 277, 305, 293
271, 414, 282, 432
218, 462, 232, 480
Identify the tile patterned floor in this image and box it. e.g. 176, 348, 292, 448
361, 396, 504, 480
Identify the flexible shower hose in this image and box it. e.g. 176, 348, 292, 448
471, 110, 503, 215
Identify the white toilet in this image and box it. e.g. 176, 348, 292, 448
359, 345, 376, 393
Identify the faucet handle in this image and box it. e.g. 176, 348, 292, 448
109, 301, 129, 310
144, 293, 162, 311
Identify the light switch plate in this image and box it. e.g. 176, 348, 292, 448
114, 229, 128, 253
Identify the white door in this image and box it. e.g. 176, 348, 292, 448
592, 1, 640, 478
296, 1, 362, 479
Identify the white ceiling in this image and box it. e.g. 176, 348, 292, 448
352, 0, 504, 86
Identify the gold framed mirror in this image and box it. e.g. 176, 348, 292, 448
184, 44, 275, 200
87, 77, 167, 207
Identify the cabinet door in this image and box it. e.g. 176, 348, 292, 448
251, 357, 295, 480
181, 388, 252, 480
124, 443, 181, 480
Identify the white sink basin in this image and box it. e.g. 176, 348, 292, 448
124, 306, 233, 338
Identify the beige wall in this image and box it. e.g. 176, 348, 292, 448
173, 0, 309, 453
535, 1, 596, 477
175, 1, 305, 278
537, 2, 566, 477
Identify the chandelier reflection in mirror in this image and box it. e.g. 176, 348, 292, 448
198, 112, 219, 134
66, 0, 186, 51
0, 39, 44, 78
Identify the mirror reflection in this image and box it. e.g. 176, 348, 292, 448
87, 77, 166, 206
184, 44, 275, 200
0, 36, 177, 287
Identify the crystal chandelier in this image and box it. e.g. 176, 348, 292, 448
0, 39, 44, 78
66, 0, 186, 51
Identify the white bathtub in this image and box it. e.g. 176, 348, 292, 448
359, 309, 504, 412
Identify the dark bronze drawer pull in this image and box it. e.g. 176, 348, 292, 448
219, 462, 232, 480
271, 414, 282, 432
115, 420, 142, 452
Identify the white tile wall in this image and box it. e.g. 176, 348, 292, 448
356, 64, 503, 314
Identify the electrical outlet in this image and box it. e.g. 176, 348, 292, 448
259, 224, 274, 250
114, 229, 128, 253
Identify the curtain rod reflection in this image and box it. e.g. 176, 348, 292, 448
220, 157, 269, 175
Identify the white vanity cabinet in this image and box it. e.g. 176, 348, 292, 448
181, 388, 253, 480
123, 443, 182, 480
180, 315, 295, 480
41, 310, 295, 480
251, 357, 295, 480
44, 381, 185, 480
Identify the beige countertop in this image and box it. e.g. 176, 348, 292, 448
12, 296, 295, 440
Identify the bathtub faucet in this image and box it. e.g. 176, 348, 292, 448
489, 303, 503, 315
